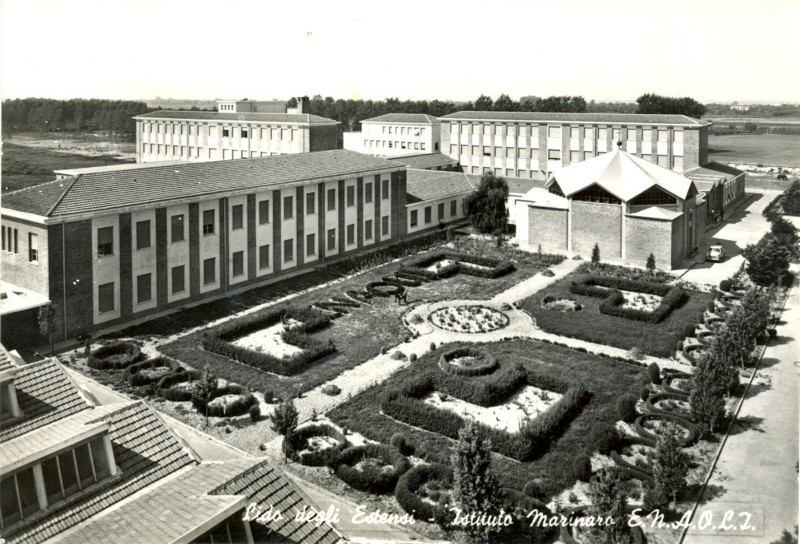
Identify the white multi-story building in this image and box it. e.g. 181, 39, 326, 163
344, 113, 440, 156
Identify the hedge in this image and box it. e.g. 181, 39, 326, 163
156, 367, 203, 401
202, 306, 335, 376
437, 347, 498, 377
285, 424, 349, 466
365, 281, 404, 297
88, 342, 145, 370
334, 444, 410, 493
124, 357, 173, 386
569, 276, 688, 323
394, 463, 454, 523
193, 383, 258, 417
633, 414, 699, 447
398, 251, 514, 280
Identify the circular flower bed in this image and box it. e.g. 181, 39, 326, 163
394, 463, 454, 523
334, 444, 410, 493
88, 342, 144, 370
286, 423, 349, 466
438, 347, 498, 377
634, 414, 698, 447
428, 305, 509, 333
366, 281, 403, 297
541, 296, 581, 312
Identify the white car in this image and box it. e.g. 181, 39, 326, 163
706, 245, 725, 262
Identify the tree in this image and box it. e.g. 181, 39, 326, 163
192, 367, 218, 427
269, 398, 298, 462
739, 288, 772, 341
770, 217, 799, 257
646, 253, 656, 274
652, 425, 690, 507
587, 468, 632, 544
716, 309, 754, 369
37, 304, 57, 356
636, 93, 707, 118
742, 234, 790, 286
463, 173, 509, 234
451, 422, 503, 541
474, 94, 494, 111
492, 93, 517, 112
689, 352, 730, 434
591, 242, 601, 267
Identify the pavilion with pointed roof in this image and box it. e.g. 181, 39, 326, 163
513, 146, 706, 268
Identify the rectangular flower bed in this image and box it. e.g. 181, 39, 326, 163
398, 251, 514, 280
569, 276, 687, 323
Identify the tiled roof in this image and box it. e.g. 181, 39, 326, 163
1, 179, 74, 216
0, 360, 91, 442
693, 180, 718, 193
363, 113, 439, 125
135, 110, 339, 125
0, 345, 17, 372
392, 152, 458, 170
684, 161, 745, 182
406, 169, 475, 203
8, 401, 195, 544
440, 111, 708, 126
548, 148, 694, 201
57, 459, 342, 544
3, 151, 405, 219
53, 160, 183, 177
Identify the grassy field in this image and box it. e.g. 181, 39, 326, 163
2, 141, 134, 193
708, 133, 800, 167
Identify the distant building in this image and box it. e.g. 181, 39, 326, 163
216, 98, 288, 113
344, 114, 440, 156
134, 97, 339, 163
513, 147, 705, 268
439, 112, 712, 180
684, 162, 747, 220
730, 105, 751, 111
405, 169, 474, 236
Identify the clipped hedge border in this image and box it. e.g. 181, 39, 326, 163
394, 270, 431, 283
437, 347, 498, 377
202, 306, 334, 376
645, 392, 690, 417
634, 413, 699, 447
398, 251, 514, 280
569, 276, 688, 323
156, 367, 203, 401
124, 357, 172, 386
334, 444, 410, 493
197, 383, 258, 417
366, 281, 404, 297
88, 342, 145, 370
394, 463, 454, 523
285, 424, 349, 467
609, 450, 655, 483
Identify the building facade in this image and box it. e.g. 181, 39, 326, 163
405, 169, 474, 236
344, 113, 440, 156
439, 112, 711, 180
1, 151, 408, 344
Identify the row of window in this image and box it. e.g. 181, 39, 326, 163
366, 140, 431, 151
450, 123, 685, 142
461, 152, 683, 178
141, 123, 300, 141
380, 125, 426, 135
2, 226, 38, 263
0, 436, 112, 529
410, 200, 459, 227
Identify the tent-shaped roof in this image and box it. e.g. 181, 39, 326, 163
546, 147, 695, 202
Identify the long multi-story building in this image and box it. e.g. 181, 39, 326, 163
1, 150, 411, 344
439, 111, 712, 180
134, 98, 340, 163
343, 113, 440, 156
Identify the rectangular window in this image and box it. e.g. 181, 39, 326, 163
346, 185, 355, 207
657, 130, 669, 142
98, 282, 115, 313
259, 244, 270, 269
424, 206, 432, 224
327, 228, 336, 250
283, 239, 294, 262
672, 156, 684, 171
231, 204, 243, 230
672, 130, 684, 143
97, 226, 113, 256
202, 209, 215, 235
612, 128, 621, 142
137, 273, 152, 303
241, 129, 248, 138
1, 225, 5, 251
548, 126, 562, 138
306, 192, 316, 214
136, 220, 151, 249
172, 266, 185, 293
570, 127, 580, 139
222, 128, 230, 137
438, 203, 445, 220
410, 210, 418, 227
327, 188, 336, 211
258, 200, 269, 224
283, 196, 294, 219
584, 127, 594, 139
364, 219, 373, 240
346, 224, 355, 245
548, 149, 561, 160
203, 258, 216, 285
597, 128, 608, 140
232, 251, 244, 276
382, 179, 390, 200
570, 151, 581, 162
28, 233, 38, 263
382, 216, 390, 236
365, 183, 373, 203
171, 214, 185, 242
642, 129, 652, 142
306, 234, 316, 256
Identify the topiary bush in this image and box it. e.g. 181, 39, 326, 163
676, 340, 683, 352
88, 342, 144, 370
389, 433, 413, 455
334, 444, 410, 493
573, 454, 593, 482
616, 394, 638, 423
285, 423, 349, 466
720, 279, 732, 292
589, 422, 620, 455
249, 404, 261, 422
203, 388, 258, 418
648, 362, 661, 385
640, 387, 650, 401
682, 323, 696, 338
321, 384, 341, 396
124, 356, 172, 386
437, 347, 498, 377
409, 353, 417, 362
394, 463, 454, 523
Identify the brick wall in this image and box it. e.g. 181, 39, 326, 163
671, 216, 685, 268
571, 200, 622, 259
62, 220, 94, 340
625, 216, 673, 269
1, 217, 49, 295
528, 206, 568, 252
119, 214, 133, 319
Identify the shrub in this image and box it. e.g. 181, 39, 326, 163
522, 479, 545, 499
391, 351, 406, 361
720, 279, 732, 292
263, 389, 274, 403
125, 357, 172, 386
334, 444, 410, 493
203, 389, 258, 418
589, 422, 620, 455
676, 340, 683, 352
648, 362, 661, 385
409, 353, 417, 362
380, 346, 389, 355
682, 323, 696, 338
640, 387, 651, 401
569, 276, 687, 323
390, 433, 413, 455
285, 423, 349, 466
398, 251, 514, 280
394, 463, 454, 523
321, 384, 341, 396
249, 404, 261, 422
573, 454, 593, 482
437, 347, 498, 377
430, 342, 436, 351
88, 342, 144, 370
616, 394, 638, 423
707, 301, 716, 313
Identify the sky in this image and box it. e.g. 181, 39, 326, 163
2, 0, 799, 104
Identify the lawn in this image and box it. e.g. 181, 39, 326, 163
708, 134, 800, 168
1, 141, 134, 192
519, 273, 714, 357
328, 339, 642, 497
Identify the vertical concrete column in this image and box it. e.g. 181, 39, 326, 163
247, 194, 257, 279
296, 185, 305, 267
337, 179, 346, 252
356, 177, 364, 248
155, 209, 168, 306
189, 203, 200, 296
119, 213, 132, 318
272, 190, 282, 274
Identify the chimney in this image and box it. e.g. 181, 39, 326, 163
297, 96, 309, 114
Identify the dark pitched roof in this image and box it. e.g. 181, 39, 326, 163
392, 152, 459, 170
2, 151, 404, 219
57, 459, 342, 544
9, 401, 195, 544
406, 169, 475, 203
363, 113, 439, 124
440, 111, 708, 126
0, 360, 91, 442
1, 179, 74, 216
134, 110, 338, 125
0, 345, 16, 372
684, 161, 745, 182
